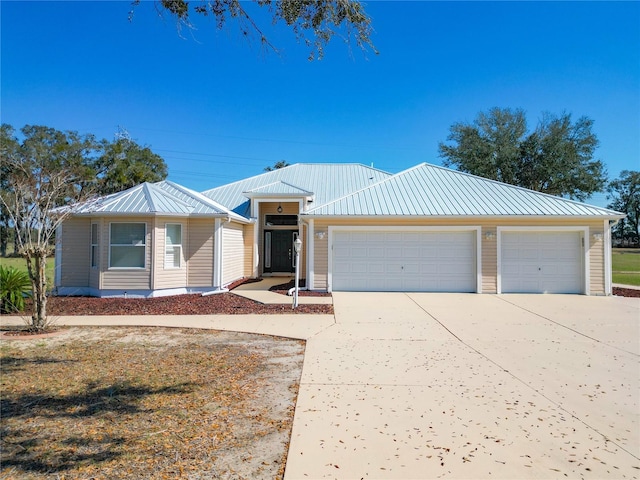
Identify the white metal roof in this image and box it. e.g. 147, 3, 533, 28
71, 182, 246, 220
303, 163, 624, 218
201, 163, 391, 217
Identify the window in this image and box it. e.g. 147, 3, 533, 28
265, 215, 298, 226
109, 223, 146, 268
165, 224, 182, 269
91, 223, 99, 268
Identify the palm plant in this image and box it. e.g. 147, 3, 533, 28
0, 265, 32, 313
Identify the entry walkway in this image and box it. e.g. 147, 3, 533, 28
232, 277, 333, 305
284, 293, 640, 479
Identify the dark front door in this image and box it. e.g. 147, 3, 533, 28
265, 230, 295, 273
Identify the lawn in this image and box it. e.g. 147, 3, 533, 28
612, 248, 640, 286
0, 327, 304, 479
0, 256, 55, 289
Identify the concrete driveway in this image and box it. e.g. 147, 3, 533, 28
285, 293, 640, 479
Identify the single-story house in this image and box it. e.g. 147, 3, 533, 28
55, 162, 624, 297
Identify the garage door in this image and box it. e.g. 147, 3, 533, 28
501, 231, 583, 294
332, 230, 477, 292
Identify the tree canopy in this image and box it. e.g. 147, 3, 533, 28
131, 0, 377, 60
264, 160, 290, 171
608, 170, 639, 242
95, 138, 167, 195
438, 108, 607, 202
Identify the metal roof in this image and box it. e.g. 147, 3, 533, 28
202, 163, 391, 217
71, 182, 246, 219
243, 181, 314, 197
303, 163, 625, 217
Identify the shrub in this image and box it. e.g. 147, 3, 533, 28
0, 265, 32, 313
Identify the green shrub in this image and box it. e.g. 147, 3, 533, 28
0, 265, 32, 313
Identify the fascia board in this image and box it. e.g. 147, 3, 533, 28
300, 213, 627, 220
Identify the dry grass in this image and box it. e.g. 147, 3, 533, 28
0, 327, 304, 479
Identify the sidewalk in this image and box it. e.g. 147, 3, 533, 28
0, 314, 335, 341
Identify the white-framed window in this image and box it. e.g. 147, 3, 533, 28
90, 223, 99, 268
165, 223, 183, 269
109, 223, 146, 269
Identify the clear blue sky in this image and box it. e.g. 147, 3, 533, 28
2, 1, 639, 207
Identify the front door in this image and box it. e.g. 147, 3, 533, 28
265, 230, 295, 273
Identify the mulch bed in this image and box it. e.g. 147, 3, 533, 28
32, 293, 332, 316
4, 278, 333, 317
613, 287, 640, 298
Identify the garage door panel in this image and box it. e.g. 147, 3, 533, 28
332, 230, 476, 292
501, 231, 583, 294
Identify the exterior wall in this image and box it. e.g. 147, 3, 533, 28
154, 218, 188, 290
222, 222, 245, 286
243, 223, 255, 278
311, 217, 607, 294
312, 230, 329, 290
101, 217, 152, 291
588, 224, 605, 295
59, 217, 91, 288
188, 218, 215, 287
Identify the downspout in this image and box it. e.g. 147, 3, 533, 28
149, 218, 155, 292
213, 217, 223, 290
54, 223, 63, 292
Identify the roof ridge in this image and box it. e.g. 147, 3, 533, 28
423, 162, 623, 214
201, 163, 392, 195
161, 180, 249, 221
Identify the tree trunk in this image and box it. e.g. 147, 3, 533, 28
25, 249, 48, 331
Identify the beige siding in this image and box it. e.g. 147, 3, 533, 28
60, 217, 91, 287
243, 223, 255, 277
312, 217, 607, 294
222, 222, 245, 286
313, 230, 329, 290
481, 226, 498, 293
589, 226, 605, 295
154, 218, 188, 290
188, 219, 215, 287
101, 217, 152, 290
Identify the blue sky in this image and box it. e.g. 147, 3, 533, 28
2, 1, 639, 207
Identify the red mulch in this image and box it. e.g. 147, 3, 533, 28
42, 293, 332, 316
613, 287, 640, 298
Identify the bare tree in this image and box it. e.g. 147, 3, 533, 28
0, 125, 98, 331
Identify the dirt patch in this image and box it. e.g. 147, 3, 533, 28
0, 327, 304, 479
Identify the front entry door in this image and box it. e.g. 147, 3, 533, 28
265, 230, 295, 273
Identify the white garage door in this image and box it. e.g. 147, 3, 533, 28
332, 230, 477, 292
501, 231, 583, 294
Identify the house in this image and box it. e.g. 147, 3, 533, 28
55, 163, 624, 297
